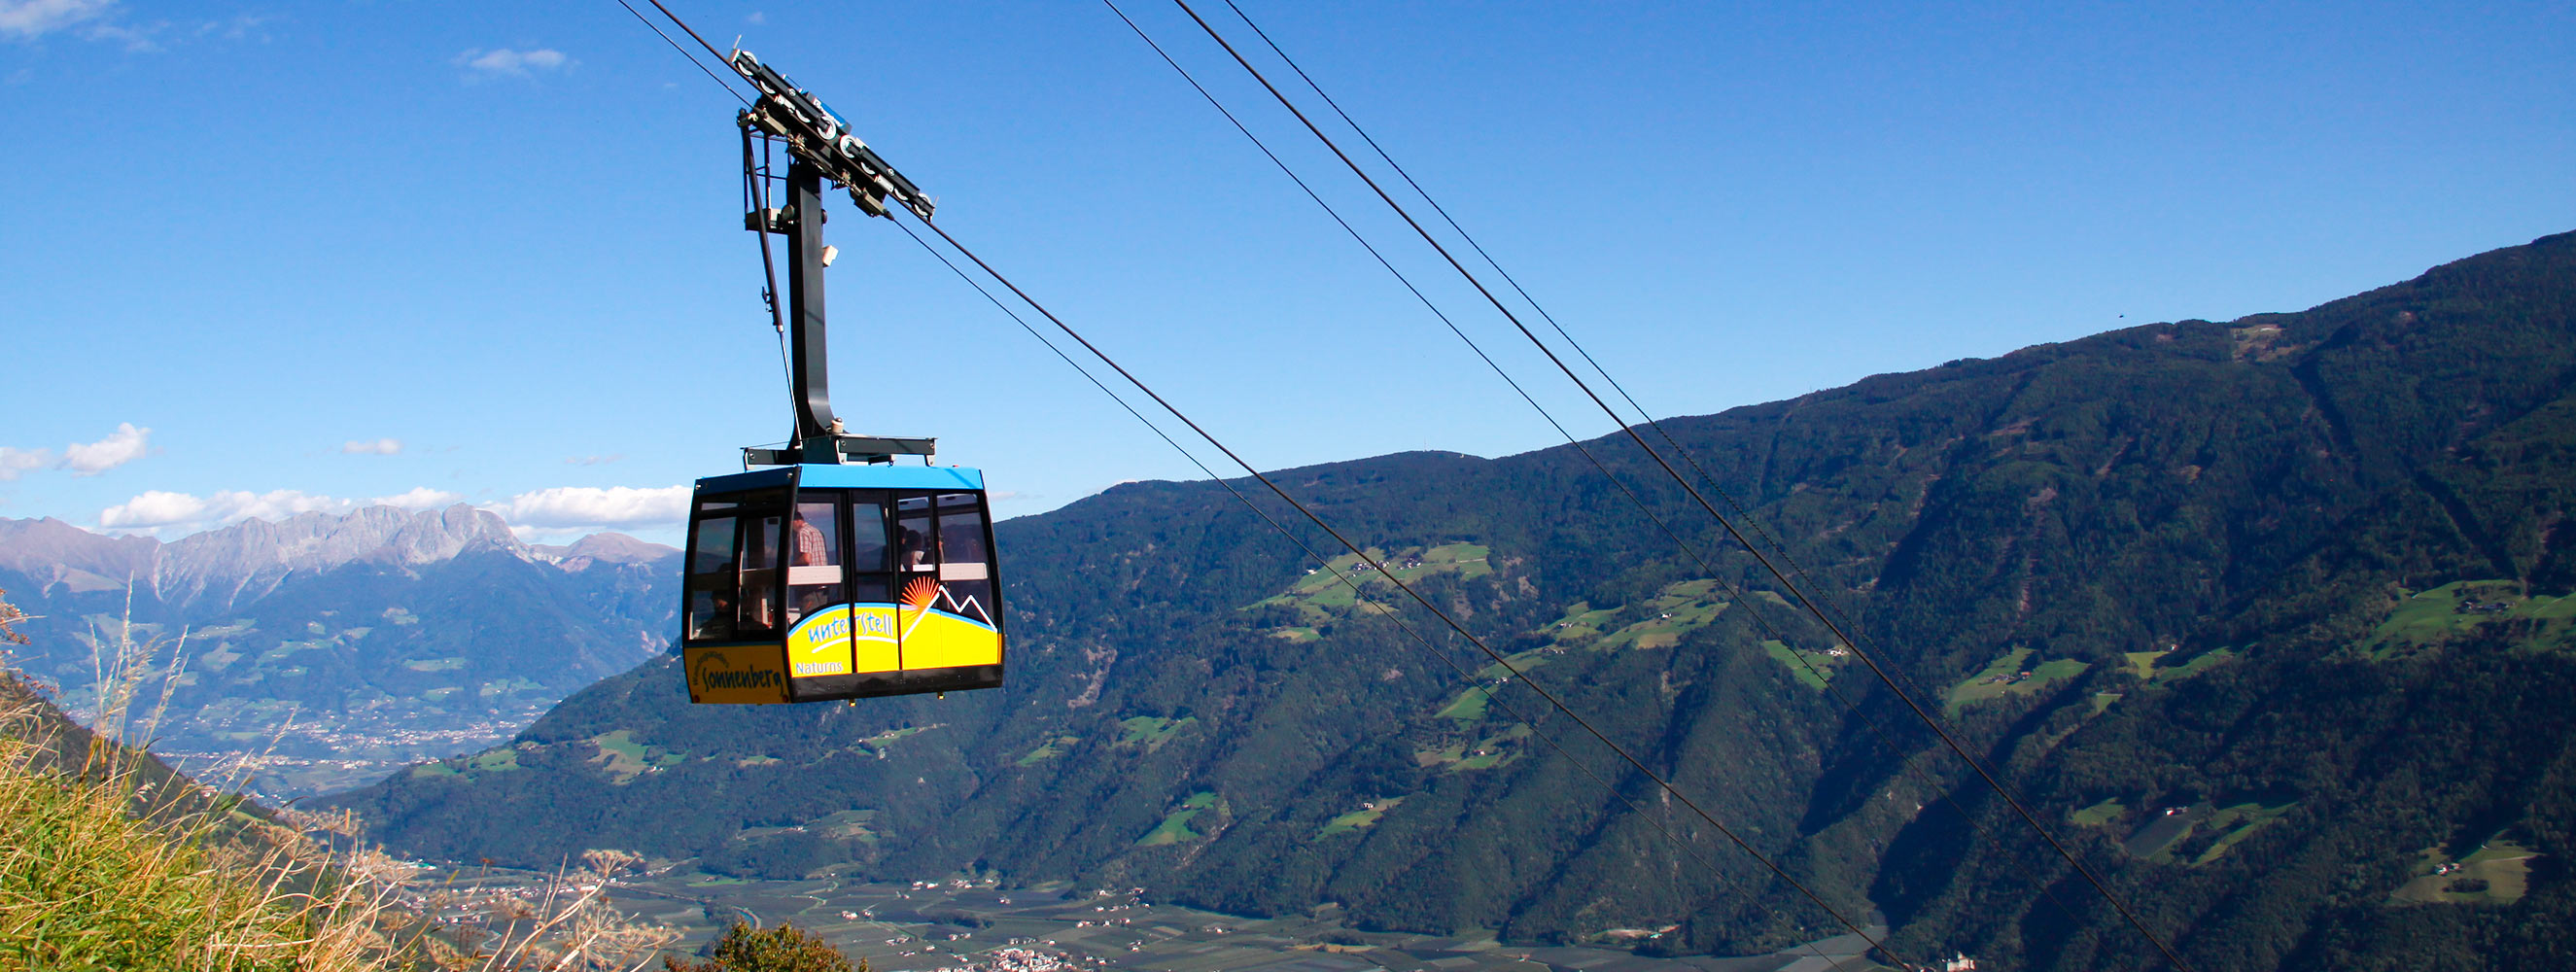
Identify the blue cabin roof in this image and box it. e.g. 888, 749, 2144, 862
695, 464, 986, 493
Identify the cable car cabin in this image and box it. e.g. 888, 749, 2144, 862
680, 465, 1004, 704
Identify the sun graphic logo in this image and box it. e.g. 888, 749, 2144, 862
901, 576, 941, 612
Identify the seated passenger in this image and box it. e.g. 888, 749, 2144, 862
898, 527, 930, 571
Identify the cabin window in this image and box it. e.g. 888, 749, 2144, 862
684, 489, 785, 642
685, 512, 737, 640
737, 512, 783, 633
786, 499, 842, 623
894, 496, 935, 574
846, 494, 890, 605
933, 493, 998, 628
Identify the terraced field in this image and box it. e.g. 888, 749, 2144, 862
1118, 716, 1197, 749
1136, 792, 1218, 847
1318, 796, 1407, 838
1017, 734, 1080, 766
590, 729, 684, 783
1944, 646, 2088, 714
1247, 543, 1494, 627
2365, 580, 2576, 659
2391, 839, 2542, 905
2070, 798, 2127, 827
1415, 724, 1530, 774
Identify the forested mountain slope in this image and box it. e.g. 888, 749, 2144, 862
329, 231, 2576, 970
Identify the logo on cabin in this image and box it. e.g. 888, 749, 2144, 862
692, 651, 782, 691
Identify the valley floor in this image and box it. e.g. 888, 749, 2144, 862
434, 865, 1890, 972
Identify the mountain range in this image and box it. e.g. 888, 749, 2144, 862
0, 506, 676, 796
37, 227, 2562, 970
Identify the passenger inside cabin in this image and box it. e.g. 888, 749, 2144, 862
898, 527, 929, 571
792, 513, 828, 567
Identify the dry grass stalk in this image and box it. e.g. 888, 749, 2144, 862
0, 586, 679, 971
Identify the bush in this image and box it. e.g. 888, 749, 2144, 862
666, 921, 866, 972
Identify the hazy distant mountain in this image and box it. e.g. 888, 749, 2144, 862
329, 232, 2576, 970
0, 505, 677, 797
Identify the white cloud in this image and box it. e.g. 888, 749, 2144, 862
98, 490, 210, 529
485, 485, 687, 530
60, 423, 150, 475
197, 13, 271, 42
457, 47, 569, 78
97, 488, 341, 531
95, 485, 464, 534
746, 11, 765, 24
0, 0, 115, 39
565, 454, 623, 466
341, 437, 402, 455
0, 446, 51, 481
80, 16, 160, 51
372, 487, 463, 509
90, 482, 683, 538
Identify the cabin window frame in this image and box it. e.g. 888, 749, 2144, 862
680, 486, 789, 645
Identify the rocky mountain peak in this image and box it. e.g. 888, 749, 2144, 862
0, 505, 651, 608
530, 532, 679, 571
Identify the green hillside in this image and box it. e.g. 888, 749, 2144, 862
328, 231, 2576, 969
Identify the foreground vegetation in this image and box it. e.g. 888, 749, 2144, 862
0, 592, 733, 971
0, 586, 401, 972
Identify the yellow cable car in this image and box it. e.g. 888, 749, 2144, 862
680, 464, 1004, 704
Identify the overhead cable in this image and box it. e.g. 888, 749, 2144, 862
1121, 0, 2102, 946
610, 0, 748, 106
902, 207, 1908, 967
895, 215, 1840, 957
1164, 3, 2194, 968
614, 2, 1884, 963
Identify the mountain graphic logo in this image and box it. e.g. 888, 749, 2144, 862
896, 577, 995, 628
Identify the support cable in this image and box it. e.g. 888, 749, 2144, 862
1215, 0, 1884, 661
611, 3, 1894, 962
1166, 3, 2192, 967
902, 208, 1907, 968
893, 216, 1857, 965
610, 0, 748, 106
1094, 11, 1938, 949
639, 0, 748, 83
1117, 0, 2102, 944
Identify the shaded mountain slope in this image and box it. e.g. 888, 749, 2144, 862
329, 231, 2576, 968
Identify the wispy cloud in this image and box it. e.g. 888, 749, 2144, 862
98, 488, 345, 531
91, 482, 681, 539
79, 16, 162, 51
196, 12, 271, 42
341, 437, 403, 455
373, 487, 463, 509
3, 423, 153, 479
60, 423, 150, 475
456, 47, 571, 79
0, 446, 51, 481
485, 485, 686, 532
565, 454, 623, 466
97, 484, 467, 534
0, 0, 115, 40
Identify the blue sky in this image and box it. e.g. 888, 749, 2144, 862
3, 0, 2569, 546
